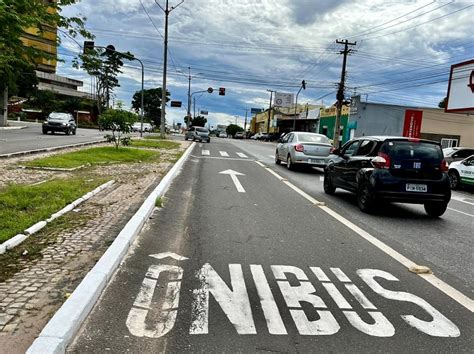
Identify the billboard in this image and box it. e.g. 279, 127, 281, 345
250, 108, 263, 115
445, 59, 474, 113
402, 110, 423, 138
274, 92, 294, 107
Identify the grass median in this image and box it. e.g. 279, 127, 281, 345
131, 139, 181, 149
24, 146, 160, 169
0, 178, 107, 243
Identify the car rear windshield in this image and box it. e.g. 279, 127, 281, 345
381, 140, 443, 161
297, 133, 330, 144
196, 128, 208, 132
48, 113, 69, 121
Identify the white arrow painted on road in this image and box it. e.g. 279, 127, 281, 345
219, 169, 246, 193
149, 252, 189, 261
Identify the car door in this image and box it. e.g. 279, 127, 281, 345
459, 156, 474, 186
332, 139, 360, 189
279, 133, 292, 160
344, 139, 377, 191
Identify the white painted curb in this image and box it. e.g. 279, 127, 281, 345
0, 180, 115, 255
27, 142, 195, 354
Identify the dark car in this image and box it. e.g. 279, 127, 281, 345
324, 136, 451, 217
42, 112, 77, 135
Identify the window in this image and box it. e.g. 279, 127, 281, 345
455, 149, 474, 159
296, 133, 330, 144
354, 140, 376, 156
322, 126, 328, 136
342, 140, 360, 157
287, 134, 294, 143
441, 138, 458, 148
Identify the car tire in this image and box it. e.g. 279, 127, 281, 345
448, 170, 460, 190
357, 181, 376, 213
42, 129, 47, 135
275, 151, 281, 165
424, 202, 447, 218
73, 128, 77, 135
185, 136, 188, 141
207, 139, 211, 143
66, 128, 70, 135
323, 171, 336, 194
287, 154, 295, 170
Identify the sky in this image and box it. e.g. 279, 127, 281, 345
58, 0, 474, 128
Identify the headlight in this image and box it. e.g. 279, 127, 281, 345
62, 123, 67, 126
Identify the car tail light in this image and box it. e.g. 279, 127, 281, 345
330, 146, 336, 153
294, 144, 304, 152
372, 152, 391, 169
440, 159, 449, 172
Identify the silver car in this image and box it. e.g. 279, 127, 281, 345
443, 147, 474, 165
275, 132, 333, 170
185, 126, 210, 142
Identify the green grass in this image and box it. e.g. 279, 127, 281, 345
144, 135, 166, 140
155, 197, 163, 208
0, 178, 106, 242
131, 139, 181, 150
24, 146, 159, 169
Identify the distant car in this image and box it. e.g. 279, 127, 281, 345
252, 132, 268, 141
275, 132, 333, 169
234, 132, 245, 139
218, 131, 228, 138
42, 112, 76, 135
131, 122, 152, 132
443, 147, 474, 164
185, 126, 210, 142
448, 155, 474, 189
324, 136, 451, 217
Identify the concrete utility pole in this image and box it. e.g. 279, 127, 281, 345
156, 0, 184, 138
333, 39, 356, 147
0, 86, 8, 127
244, 109, 248, 132
266, 89, 276, 134
187, 66, 191, 125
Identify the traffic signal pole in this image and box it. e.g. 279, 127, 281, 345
266, 89, 276, 134
333, 39, 356, 147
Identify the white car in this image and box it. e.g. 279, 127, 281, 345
131, 122, 152, 132
448, 155, 474, 189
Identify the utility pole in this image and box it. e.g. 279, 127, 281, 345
266, 89, 276, 134
187, 66, 191, 126
193, 97, 196, 119
293, 80, 306, 132
333, 39, 356, 147
244, 109, 248, 132
156, 0, 184, 138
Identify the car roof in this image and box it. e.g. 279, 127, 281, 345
353, 136, 440, 144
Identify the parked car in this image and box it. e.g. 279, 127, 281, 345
324, 136, 451, 217
275, 132, 333, 169
234, 132, 245, 139
185, 126, 210, 142
131, 122, 153, 132
42, 112, 76, 135
448, 155, 474, 189
218, 131, 228, 138
443, 147, 474, 164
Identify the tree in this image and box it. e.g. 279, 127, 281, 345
0, 0, 92, 125
191, 115, 207, 127
98, 109, 137, 149
131, 87, 170, 127
438, 97, 447, 109
226, 124, 244, 137
74, 48, 132, 113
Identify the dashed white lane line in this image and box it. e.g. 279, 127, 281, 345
256, 161, 474, 313
447, 207, 474, 217
202, 150, 210, 156
219, 151, 229, 157
236, 152, 248, 158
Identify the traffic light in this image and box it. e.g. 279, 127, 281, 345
219, 87, 226, 96
302, 80, 306, 90
83, 41, 95, 55
207, 87, 214, 94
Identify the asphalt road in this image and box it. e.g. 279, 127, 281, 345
69, 138, 473, 352
0, 121, 104, 155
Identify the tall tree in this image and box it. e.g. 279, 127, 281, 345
131, 87, 170, 127
191, 115, 207, 127
0, 0, 93, 125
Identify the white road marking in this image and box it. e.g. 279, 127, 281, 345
330, 268, 352, 283
258, 164, 474, 313
149, 252, 189, 261
190, 263, 256, 335
447, 207, 474, 217
199, 143, 203, 148
322, 283, 352, 309
236, 152, 248, 158
219, 169, 246, 193
345, 284, 377, 310
190, 155, 254, 161
451, 194, 474, 206
268, 155, 275, 159
219, 151, 229, 157
310, 267, 330, 282
201, 150, 210, 156
320, 176, 325, 181
255, 161, 266, 167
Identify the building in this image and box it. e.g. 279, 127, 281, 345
350, 96, 474, 148
253, 104, 321, 134
318, 105, 351, 144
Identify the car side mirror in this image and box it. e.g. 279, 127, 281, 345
332, 148, 341, 156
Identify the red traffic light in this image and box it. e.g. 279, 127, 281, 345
219, 87, 225, 96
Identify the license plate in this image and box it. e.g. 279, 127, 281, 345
308, 159, 324, 164
406, 184, 427, 192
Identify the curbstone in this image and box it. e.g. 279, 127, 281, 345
0, 244, 6, 255
4, 234, 27, 250
27, 337, 65, 354
91, 238, 130, 281
25, 221, 47, 236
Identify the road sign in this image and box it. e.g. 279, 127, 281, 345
251, 108, 263, 115
200, 110, 208, 115
170, 101, 182, 107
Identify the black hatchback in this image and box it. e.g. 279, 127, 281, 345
324, 136, 451, 217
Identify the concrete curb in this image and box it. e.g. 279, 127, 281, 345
0, 126, 27, 130
0, 180, 115, 255
0, 140, 106, 159
27, 142, 195, 354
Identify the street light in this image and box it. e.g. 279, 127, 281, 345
293, 80, 306, 132
190, 88, 213, 121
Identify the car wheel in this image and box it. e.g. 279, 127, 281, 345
287, 154, 295, 170
448, 170, 460, 190
424, 202, 447, 218
185, 137, 188, 141
66, 128, 70, 135
323, 171, 336, 194
357, 181, 376, 213
207, 139, 211, 143
73, 128, 77, 135
42, 129, 47, 135
275, 151, 281, 165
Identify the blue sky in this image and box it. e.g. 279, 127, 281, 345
58, 0, 474, 128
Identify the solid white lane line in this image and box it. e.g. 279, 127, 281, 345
447, 207, 474, 217
451, 195, 474, 206
258, 165, 474, 313
219, 151, 229, 157
201, 150, 210, 156
236, 152, 248, 158
255, 161, 266, 167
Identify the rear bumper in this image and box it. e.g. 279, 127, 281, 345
294, 153, 330, 167
43, 124, 69, 132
